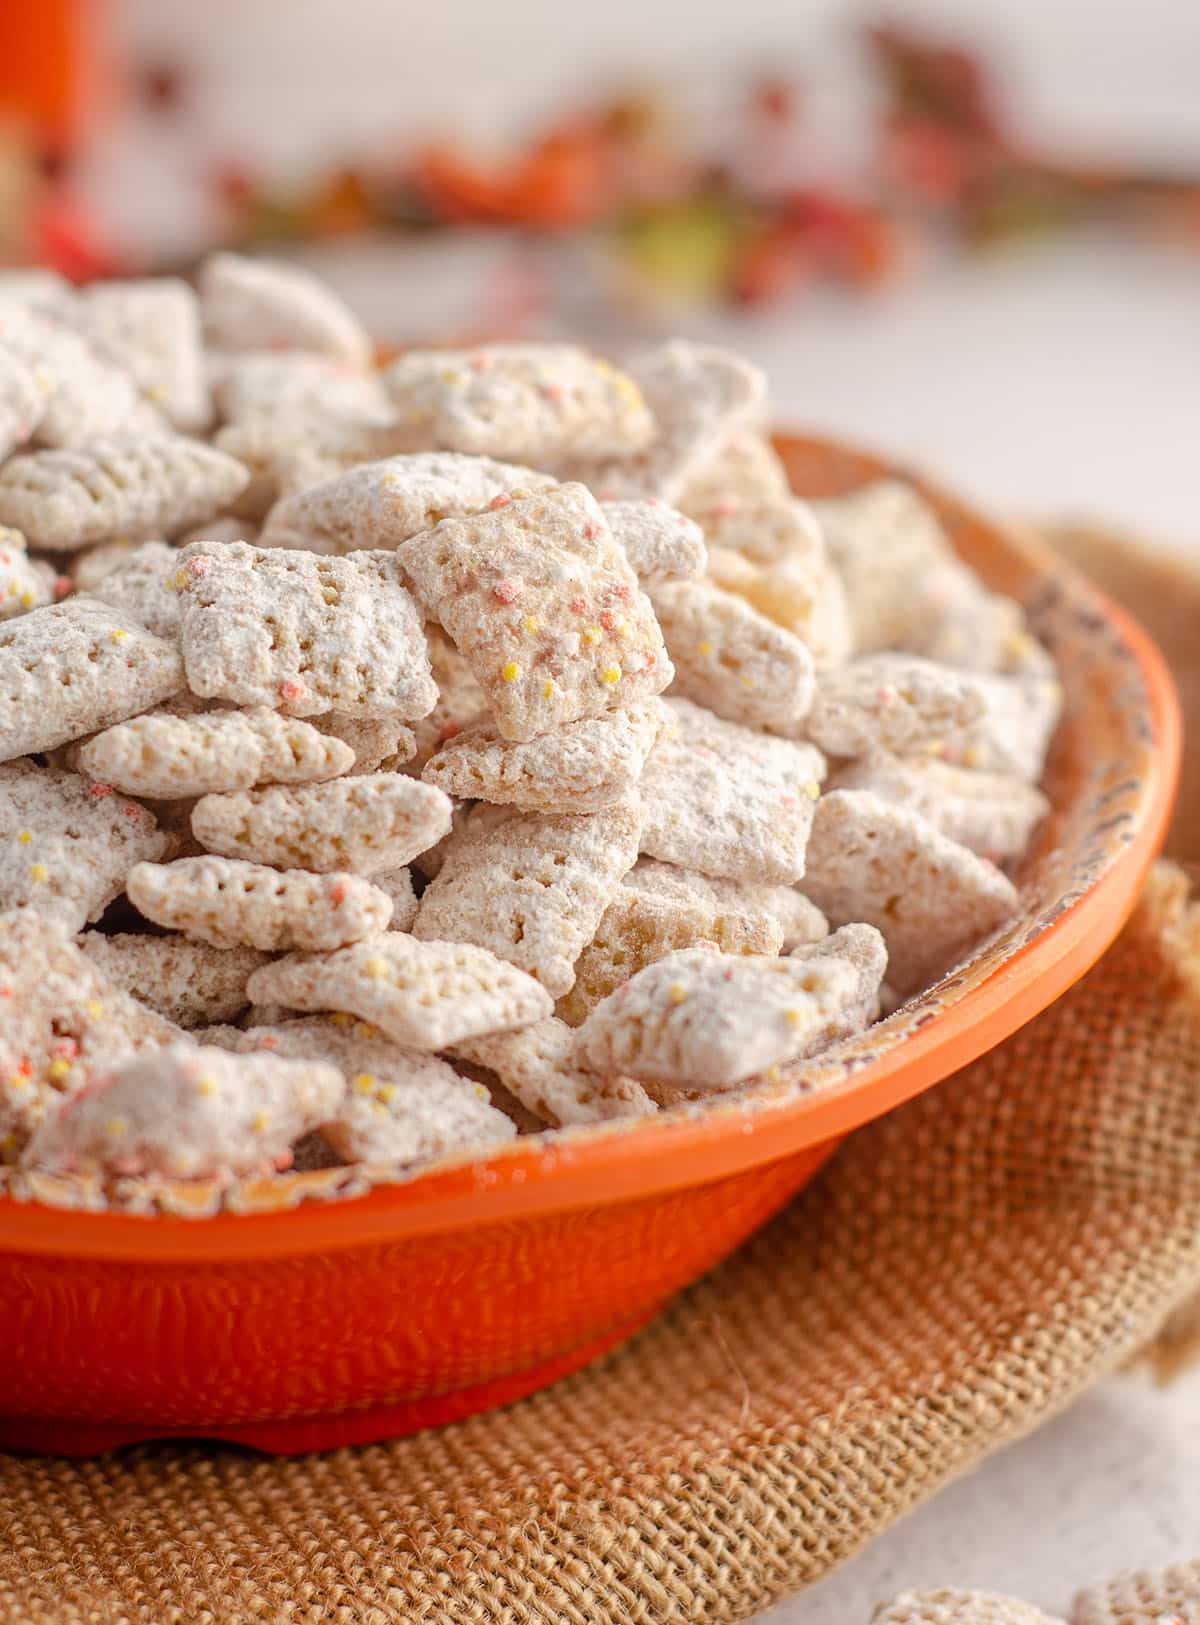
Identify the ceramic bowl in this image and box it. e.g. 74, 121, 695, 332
0, 434, 1180, 1456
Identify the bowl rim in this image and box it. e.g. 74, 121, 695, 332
0, 435, 1181, 1262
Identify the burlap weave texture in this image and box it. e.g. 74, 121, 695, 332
2, 527, 1199, 1625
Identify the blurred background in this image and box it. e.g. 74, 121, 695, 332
3, 0, 1198, 540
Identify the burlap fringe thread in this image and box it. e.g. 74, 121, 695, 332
3, 523, 1200, 1625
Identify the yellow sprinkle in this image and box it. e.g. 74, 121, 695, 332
1005, 630, 1034, 660
28, 863, 47, 884
804, 780, 821, 801
926, 740, 945, 758
373, 1101, 389, 1117
352, 1072, 376, 1096
616, 619, 632, 638
363, 957, 388, 981
354, 1021, 378, 1041
85, 1000, 104, 1020
330, 1011, 355, 1027
765, 1065, 782, 1083
500, 661, 522, 683
740, 674, 755, 688
510, 486, 530, 500
783, 1008, 802, 1028
109, 629, 127, 645
582, 626, 602, 645
19, 590, 34, 608
697, 640, 714, 656
669, 983, 688, 1005
252, 1111, 270, 1133
601, 664, 622, 685
523, 615, 540, 634
440, 368, 463, 385
104, 1116, 128, 1139
542, 679, 557, 700
473, 1083, 489, 1101
17, 830, 32, 844
6, 1075, 31, 1095
195, 1076, 217, 1096
46, 1058, 71, 1082
963, 745, 984, 769
170, 570, 187, 592
375, 1083, 396, 1105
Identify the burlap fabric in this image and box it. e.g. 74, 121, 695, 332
2, 527, 1199, 1625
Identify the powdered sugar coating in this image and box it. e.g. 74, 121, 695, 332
0, 347, 52, 460
23, 1042, 344, 1181
406, 625, 489, 773
650, 578, 815, 733
0, 528, 55, 621
74, 278, 211, 433
803, 789, 1019, 997
370, 865, 418, 931
0, 760, 169, 932
128, 856, 392, 951
382, 344, 653, 463
679, 428, 792, 520
79, 707, 354, 800
0, 303, 155, 448
314, 712, 416, 773
191, 775, 453, 873
398, 483, 671, 742
0, 597, 183, 762
603, 500, 707, 585
414, 796, 641, 997
176, 540, 436, 720
88, 540, 181, 639
705, 544, 853, 670
626, 858, 827, 952
0, 438, 249, 551
455, 1018, 656, 1126
213, 352, 387, 425
638, 698, 825, 885
78, 934, 269, 1028
246, 933, 554, 1050
259, 451, 556, 555
831, 753, 1049, 861
199, 252, 371, 370
422, 704, 663, 814
805, 653, 988, 759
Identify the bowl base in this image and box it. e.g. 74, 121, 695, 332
0, 1307, 657, 1458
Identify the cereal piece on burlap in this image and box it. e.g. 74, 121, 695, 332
246, 933, 553, 1050
805, 653, 988, 759
313, 712, 416, 773
176, 541, 436, 720
1070, 1558, 1200, 1624
74, 278, 211, 433
0, 303, 154, 447
0, 913, 181, 1160
79, 707, 354, 800
832, 752, 1049, 862
803, 789, 1019, 997
258, 451, 557, 555
638, 697, 825, 884
626, 857, 827, 951
0, 527, 56, 620
650, 578, 815, 732
88, 539, 180, 639
562, 341, 766, 503
872, 1588, 1065, 1624
406, 625, 490, 772
398, 483, 671, 742
602, 500, 706, 585
422, 703, 662, 814
968, 670, 1064, 783
455, 1018, 656, 1125
78, 934, 270, 1028
0, 597, 183, 761
0, 438, 249, 551
381, 344, 653, 463
127, 857, 391, 951
413, 795, 641, 997
370, 866, 418, 930
572, 934, 882, 1090
238, 1017, 516, 1165
199, 252, 371, 369
0, 759, 168, 931
679, 426, 791, 521
191, 775, 453, 873
556, 871, 785, 1027
212, 352, 387, 425
706, 540, 853, 670
812, 479, 963, 654
0, 347, 52, 459
23, 1042, 344, 1180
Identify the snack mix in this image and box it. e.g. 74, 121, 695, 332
0, 258, 1057, 1211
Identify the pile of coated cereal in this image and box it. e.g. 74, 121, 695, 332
0, 256, 1060, 1205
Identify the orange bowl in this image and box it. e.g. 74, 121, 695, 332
0, 434, 1180, 1456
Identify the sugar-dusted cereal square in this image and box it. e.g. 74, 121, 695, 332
802, 789, 1018, 996
89, 540, 181, 640
381, 344, 653, 463
199, 252, 371, 370
398, 483, 671, 742
0, 347, 53, 461
0, 527, 56, 621
74, 277, 211, 433
454, 1018, 655, 1125
638, 698, 825, 885
78, 934, 270, 1028
805, 652, 987, 759
176, 540, 436, 720
246, 933, 554, 1051
413, 795, 641, 997
831, 752, 1049, 862
603, 500, 707, 585
0, 597, 183, 761
705, 544, 852, 670
422, 703, 663, 814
